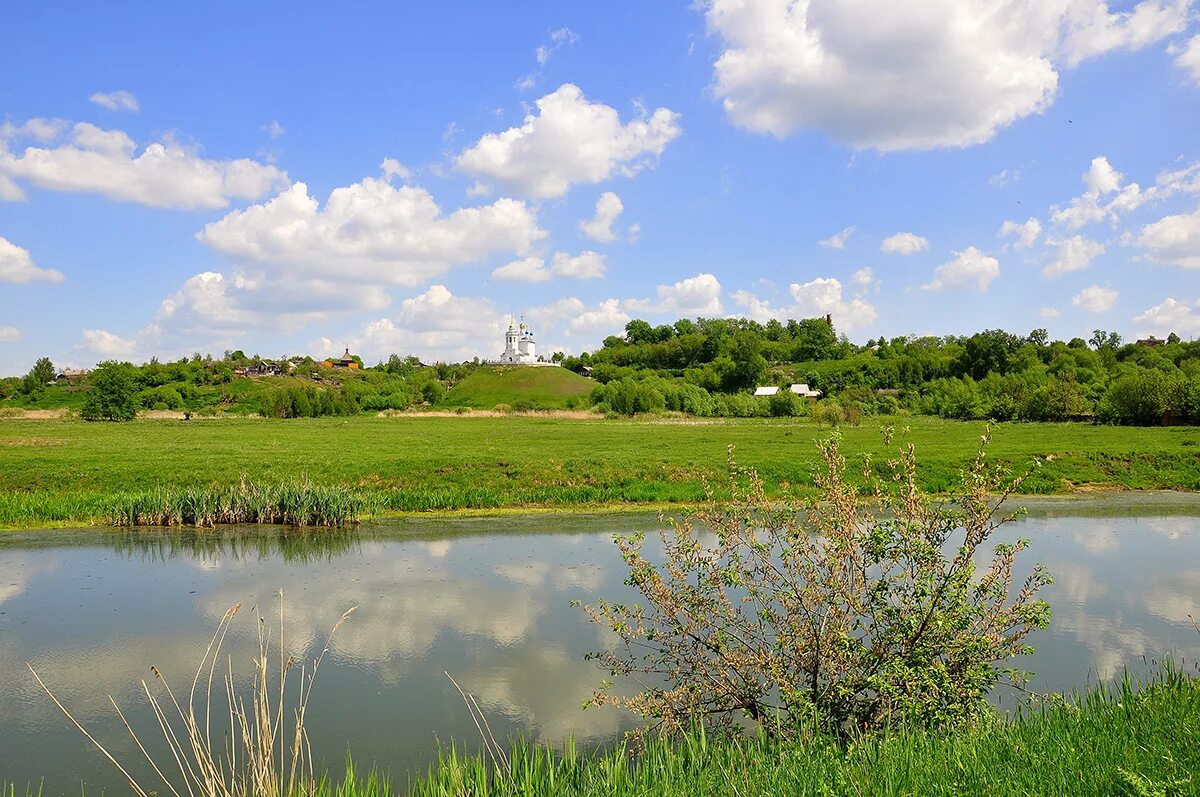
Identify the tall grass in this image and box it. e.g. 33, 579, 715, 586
106, 479, 381, 527
385, 672, 1200, 797
25, 671, 1200, 796
29, 593, 356, 797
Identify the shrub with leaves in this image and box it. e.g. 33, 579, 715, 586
578, 430, 1052, 742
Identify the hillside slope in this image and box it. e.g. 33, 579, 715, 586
443, 366, 594, 409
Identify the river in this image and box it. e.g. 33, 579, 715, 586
2, 495, 1198, 793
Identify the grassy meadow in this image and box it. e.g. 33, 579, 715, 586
1, 413, 1197, 528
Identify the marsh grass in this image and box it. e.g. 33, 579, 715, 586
106, 479, 381, 527
29, 593, 356, 797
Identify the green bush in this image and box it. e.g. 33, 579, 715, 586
812, 400, 845, 427
139, 385, 184, 410
579, 436, 1051, 741
81, 361, 139, 422
768, 390, 802, 417
592, 378, 667, 416
260, 386, 359, 419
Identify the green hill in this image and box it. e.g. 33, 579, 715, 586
443, 366, 594, 409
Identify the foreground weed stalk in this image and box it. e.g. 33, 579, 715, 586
28, 591, 355, 797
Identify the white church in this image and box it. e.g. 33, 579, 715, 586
494, 317, 559, 366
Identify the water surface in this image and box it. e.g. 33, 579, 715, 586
2, 496, 1198, 793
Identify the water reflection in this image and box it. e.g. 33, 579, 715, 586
0, 500, 1197, 794
109, 527, 362, 564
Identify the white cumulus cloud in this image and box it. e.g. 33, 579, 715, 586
491, 251, 606, 282
1072, 284, 1119, 312
580, 191, 624, 242
550, 250, 607, 279
0, 327, 21, 343
625, 273, 724, 316
851, 267, 875, 287
155, 271, 256, 336
0, 120, 287, 209
1044, 235, 1105, 276
0, 237, 65, 284
921, 247, 1000, 291
380, 157, 412, 180
79, 329, 139, 360
1136, 207, 1200, 267
198, 178, 546, 287
567, 298, 631, 336
732, 277, 877, 331
333, 285, 508, 363
880, 232, 929, 255
999, 217, 1043, 249
1051, 155, 1159, 229
89, 90, 139, 112
1134, 297, 1200, 336
705, 0, 1188, 151
492, 256, 552, 283
456, 84, 681, 198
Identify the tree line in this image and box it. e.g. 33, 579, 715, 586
4, 317, 1197, 425
562, 318, 1199, 426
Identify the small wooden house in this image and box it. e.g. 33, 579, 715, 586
323, 348, 360, 369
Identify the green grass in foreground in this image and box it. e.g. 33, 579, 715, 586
399, 673, 1200, 796
0, 415, 1198, 528
8, 671, 1196, 796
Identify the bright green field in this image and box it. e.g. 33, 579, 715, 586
442, 366, 594, 408
1, 414, 1198, 528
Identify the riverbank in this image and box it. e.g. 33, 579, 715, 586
25, 673, 1199, 796
1, 415, 1197, 529
407, 675, 1200, 796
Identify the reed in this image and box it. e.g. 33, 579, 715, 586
29, 592, 356, 797
105, 478, 381, 527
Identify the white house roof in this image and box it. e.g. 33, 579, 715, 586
790, 383, 823, 397
753, 386, 779, 396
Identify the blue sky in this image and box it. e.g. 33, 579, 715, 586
2, 1, 1199, 374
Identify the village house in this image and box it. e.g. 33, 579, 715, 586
55, 368, 89, 382
233, 359, 292, 378
753, 383, 823, 398
322, 348, 361, 369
